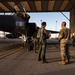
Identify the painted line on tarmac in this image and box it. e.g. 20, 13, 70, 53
0, 47, 23, 59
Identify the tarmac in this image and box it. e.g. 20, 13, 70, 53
0, 38, 75, 75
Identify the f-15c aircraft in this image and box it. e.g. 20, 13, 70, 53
0, 2, 59, 39
0, 6, 59, 50
0, 14, 59, 38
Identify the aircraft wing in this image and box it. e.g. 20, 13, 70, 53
37, 27, 59, 33
46, 29, 59, 33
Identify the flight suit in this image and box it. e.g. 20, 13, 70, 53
58, 28, 71, 64
37, 28, 48, 62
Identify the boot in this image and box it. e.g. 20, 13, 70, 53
58, 60, 66, 65
65, 59, 70, 64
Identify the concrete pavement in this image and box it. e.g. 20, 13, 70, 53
0, 45, 75, 75
0, 38, 75, 75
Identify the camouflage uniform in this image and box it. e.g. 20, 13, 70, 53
58, 28, 71, 63
37, 28, 48, 62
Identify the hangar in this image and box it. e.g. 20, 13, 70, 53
0, 0, 75, 33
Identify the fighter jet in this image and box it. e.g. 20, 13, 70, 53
0, 3, 59, 50
0, 12, 59, 37
0, 2, 59, 38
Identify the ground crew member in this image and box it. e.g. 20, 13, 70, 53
37, 22, 49, 63
58, 22, 71, 65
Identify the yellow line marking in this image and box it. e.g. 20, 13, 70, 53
0, 47, 23, 59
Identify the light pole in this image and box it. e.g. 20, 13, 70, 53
56, 21, 57, 31
55, 21, 57, 38
41, 20, 42, 24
